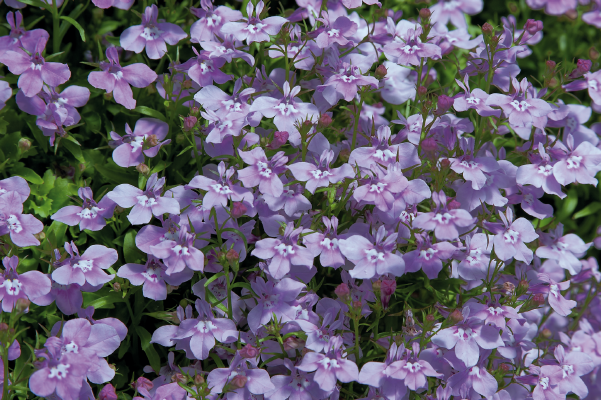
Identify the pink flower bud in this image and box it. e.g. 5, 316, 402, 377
380, 278, 396, 297
318, 115, 332, 128
448, 309, 463, 324
335, 283, 350, 300
99, 384, 118, 400
436, 94, 453, 114
482, 23, 493, 36
231, 201, 247, 218
421, 138, 438, 153
268, 131, 289, 149
533, 293, 545, 306
239, 344, 260, 358
546, 60, 556, 70
136, 163, 150, 175
524, 19, 543, 35
447, 199, 461, 210
283, 336, 305, 351
419, 8, 431, 19
226, 249, 239, 264
184, 116, 198, 132
417, 86, 428, 96
374, 64, 388, 80
133, 377, 153, 391
231, 374, 248, 389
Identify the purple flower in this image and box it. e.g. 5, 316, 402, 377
457, 233, 493, 280
526, 0, 577, 15
109, 118, 171, 168
0, 191, 44, 247
266, 358, 327, 400
516, 143, 566, 199
190, 0, 243, 42
52, 242, 117, 287
0, 176, 30, 203
383, 20, 441, 67
380, 62, 417, 105
92, 0, 134, 9
172, 299, 237, 360
246, 277, 305, 333
252, 223, 314, 279
389, 343, 442, 391
317, 63, 379, 106
531, 273, 577, 317
186, 162, 251, 210
552, 133, 601, 186
304, 216, 346, 268
194, 79, 255, 115
403, 234, 457, 279
358, 343, 408, 400
117, 256, 192, 300
0, 255, 51, 312
449, 138, 500, 190
353, 163, 411, 212
107, 173, 180, 225
453, 75, 501, 117
446, 354, 498, 398
297, 336, 359, 392
176, 47, 232, 87
88, 47, 158, 110
412, 190, 475, 241
314, 13, 358, 48
221, 1, 287, 45
338, 225, 405, 279
0, 36, 70, 97
516, 365, 564, 400
0, 11, 49, 55
120, 4, 187, 59
193, 274, 247, 322
238, 148, 288, 197
552, 344, 594, 398
484, 208, 538, 263
507, 184, 553, 220
207, 353, 275, 397
535, 223, 591, 274
250, 81, 320, 145
486, 78, 552, 139
52, 187, 116, 231
263, 183, 312, 216
150, 227, 205, 275
430, 0, 483, 28
288, 150, 355, 194
349, 125, 420, 170
431, 310, 503, 367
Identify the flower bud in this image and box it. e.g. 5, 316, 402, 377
499, 363, 511, 373
104, 92, 113, 101
482, 23, 493, 36
372, 279, 382, 294
352, 300, 362, 310
133, 377, 153, 391
182, 79, 193, 89
18, 137, 32, 152
424, 100, 433, 109
16, 298, 30, 313
239, 344, 260, 358
421, 138, 438, 153
0, 323, 8, 332
268, 130, 289, 149
507, 1, 518, 13
230, 374, 248, 389
419, 8, 431, 20
570, 59, 593, 79
112, 282, 121, 292
171, 373, 187, 384
524, 19, 543, 35
447, 199, 461, 210
374, 64, 388, 80
136, 163, 150, 175
231, 201, 247, 218
435, 94, 453, 115
338, 148, 350, 162
184, 116, 198, 132
541, 328, 552, 339
426, 314, 435, 322
546, 60, 556, 70
194, 374, 205, 385
503, 281, 516, 294
226, 249, 239, 264
590, 47, 600, 60
190, 106, 200, 115
317, 115, 332, 128
335, 283, 350, 300
381, 278, 396, 297
448, 309, 463, 324
99, 384, 118, 400
34, 231, 46, 241
417, 85, 428, 97
517, 280, 528, 292
166, 284, 178, 294
533, 293, 545, 306
284, 336, 305, 351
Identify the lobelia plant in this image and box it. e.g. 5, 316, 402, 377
3, 0, 601, 400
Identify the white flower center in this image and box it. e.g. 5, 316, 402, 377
2, 279, 22, 296
365, 248, 385, 263
48, 363, 70, 380
64, 341, 78, 354
142, 266, 160, 283
549, 284, 559, 297
207, 14, 222, 27
211, 184, 233, 195
320, 237, 338, 249
77, 206, 103, 219
566, 155, 583, 169
196, 320, 216, 333
275, 243, 295, 256
140, 26, 163, 40
374, 149, 395, 162
562, 364, 574, 377
510, 100, 530, 112
341, 75, 357, 83
369, 182, 387, 193
318, 357, 339, 369
111, 70, 124, 80
402, 45, 420, 54
137, 195, 157, 207
539, 376, 550, 390
589, 79, 598, 91
466, 96, 480, 105
537, 164, 553, 176
420, 247, 438, 261
274, 102, 298, 116
310, 169, 331, 179
503, 229, 519, 244
404, 362, 422, 373
432, 213, 454, 224
172, 245, 190, 256
460, 160, 479, 169
74, 259, 94, 272
454, 327, 476, 341
131, 135, 146, 152
257, 161, 272, 177
245, 23, 266, 34
7, 215, 22, 233
327, 29, 340, 37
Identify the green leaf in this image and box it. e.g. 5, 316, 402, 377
11, 167, 44, 184
14, 0, 47, 8
60, 16, 86, 42
61, 139, 86, 164
136, 326, 161, 373
85, 291, 125, 309
573, 202, 601, 219
177, 145, 193, 157
134, 106, 167, 121
124, 230, 145, 263
35, 170, 57, 198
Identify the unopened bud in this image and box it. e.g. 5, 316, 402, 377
239, 344, 260, 358
182, 79, 193, 89
231, 201, 247, 218
352, 300, 362, 309
417, 85, 428, 96
104, 92, 113, 101
541, 328, 552, 338
98, 384, 118, 400
283, 336, 305, 351
419, 8, 431, 20
226, 249, 239, 264
166, 284, 178, 294
317, 115, 332, 129
171, 373, 187, 384
533, 293, 545, 306
34, 231, 46, 241
517, 280, 528, 291
448, 309, 463, 324
372, 279, 382, 293
230, 374, 247, 389
546, 60, 556, 70
18, 137, 32, 152
190, 106, 200, 115
421, 138, 438, 153
381, 279, 396, 297
335, 283, 350, 300
424, 100, 433, 109
145, 134, 159, 147
590, 47, 600, 60
194, 374, 205, 385
0, 323, 8, 332
136, 163, 150, 175
565, 9, 578, 20
426, 314, 435, 322
338, 148, 350, 162
374, 64, 388, 80
16, 298, 30, 313
482, 23, 493, 36
133, 377, 153, 391
184, 116, 198, 132
112, 282, 121, 292
570, 59, 593, 79
447, 199, 461, 210
524, 19, 543, 35
436, 94, 453, 114
507, 1, 518, 13
440, 158, 450, 168
268, 130, 289, 149
499, 363, 511, 372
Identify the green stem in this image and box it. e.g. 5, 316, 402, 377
353, 316, 360, 363
350, 97, 364, 152
2, 345, 8, 400
225, 265, 233, 320
52, 0, 60, 54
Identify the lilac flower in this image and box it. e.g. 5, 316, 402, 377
0, 255, 51, 312
526, 0, 577, 15
238, 148, 288, 197
516, 143, 566, 199
412, 190, 475, 241
186, 162, 251, 209
120, 5, 187, 59
430, 0, 483, 28
450, 138, 500, 190
297, 336, 359, 392
0, 191, 43, 247
207, 353, 275, 397
252, 223, 314, 279
52, 242, 117, 287
389, 343, 442, 391
552, 134, 601, 186
317, 63, 379, 106
0, 11, 49, 55
201, 109, 248, 144
107, 173, 180, 225
246, 277, 305, 333
263, 183, 312, 216
150, 227, 205, 275
453, 75, 501, 117
288, 150, 355, 194
340, 0, 381, 9
0, 176, 30, 202
516, 365, 565, 400
353, 163, 411, 212
403, 234, 457, 279
486, 77, 552, 139
250, 82, 320, 145
92, 0, 134, 9
552, 344, 594, 398
193, 274, 246, 322
221, 1, 287, 45
88, 47, 158, 110
338, 225, 405, 279
383, 20, 441, 67
431, 310, 504, 367
156, 71, 201, 107
315, 13, 358, 48
358, 343, 408, 400
507, 184, 553, 220
380, 62, 417, 105
52, 187, 116, 231
531, 273, 577, 317
266, 358, 327, 400
457, 233, 493, 280
109, 118, 171, 168
194, 79, 255, 115
304, 216, 346, 268
446, 353, 498, 398
117, 256, 192, 300
0, 36, 70, 97
484, 208, 538, 263
348, 125, 420, 170
536, 223, 590, 274
190, 0, 243, 42
176, 47, 232, 87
